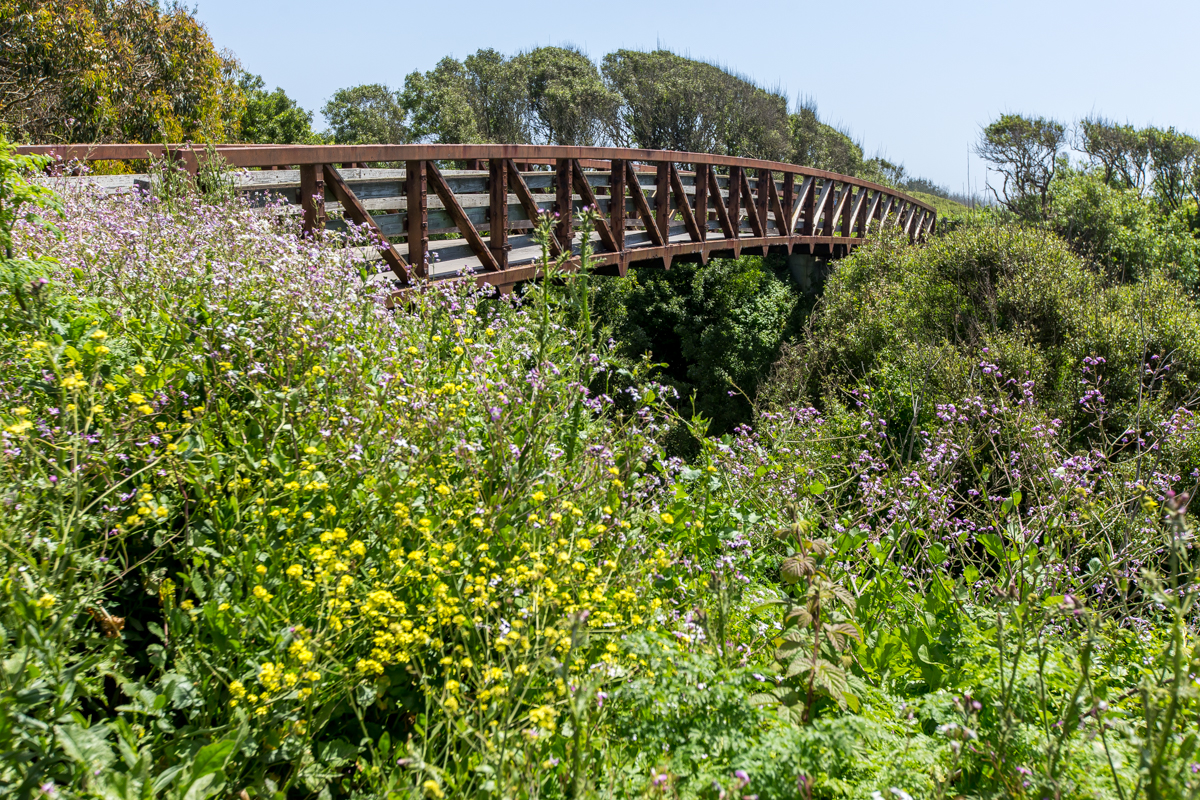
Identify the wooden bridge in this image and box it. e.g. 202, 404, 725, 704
20, 143, 936, 292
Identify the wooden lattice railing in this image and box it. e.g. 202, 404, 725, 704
18, 143, 937, 290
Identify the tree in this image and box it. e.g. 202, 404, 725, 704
400, 50, 529, 145
462, 49, 528, 143
602, 49, 722, 153
976, 113, 1066, 219
515, 46, 616, 146
1077, 116, 1150, 192
236, 73, 316, 144
1, 0, 242, 143
788, 102, 864, 175
602, 49, 789, 160
1146, 126, 1200, 213
401, 58, 478, 144
321, 84, 406, 145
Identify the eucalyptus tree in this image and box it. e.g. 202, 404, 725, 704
516, 46, 617, 146
602, 49, 789, 160
321, 84, 407, 144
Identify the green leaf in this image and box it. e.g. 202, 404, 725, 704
806, 480, 826, 495
56, 722, 115, 769
190, 738, 235, 781
977, 533, 1005, 560
927, 542, 948, 565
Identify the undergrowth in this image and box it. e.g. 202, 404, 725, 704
0, 138, 1198, 799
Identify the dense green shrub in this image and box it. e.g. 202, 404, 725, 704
778, 223, 1200, 454
595, 255, 803, 436
1049, 168, 1200, 288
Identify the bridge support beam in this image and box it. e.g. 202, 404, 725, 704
788, 252, 825, 295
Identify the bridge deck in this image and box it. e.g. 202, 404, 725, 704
20, 144, 937, 293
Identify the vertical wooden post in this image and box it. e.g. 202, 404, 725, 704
465, 158, 482, 170
782, 173, 794, 235
655, 162, 670, 241
609, 159, 625, 252
488, 158, 509, 270
299, 163, 326, 236
406, 160, 428, 277
727, 166, 742, 238
840, 188, 852, 238
756, 168, 771, 235
555, 158, 573, 250
694, 164, 709, 241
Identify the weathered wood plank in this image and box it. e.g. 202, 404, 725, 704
655, 163, 671, 241
627, 161, 665, 247
727, 166, 743, 238
489, 159, 509, 270
768, 173, 787, 234
427, 161, 499, 271
740, 169, 764, 237
756, 168, 771, 235
847, 187, 869, 237
693, 163, 709, 243
610, 159, 626, 256
299, 164, 326, 235
322, 164, 410, 282
670, 163, 704, 242
572, 159, 618, 252
507, 159, 561, 255
708, 165, 736, 239
782, 173, 795, 235
555, 158, 573, 249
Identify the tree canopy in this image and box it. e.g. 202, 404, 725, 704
1, 0, 242, 143
236, 73, 317, 144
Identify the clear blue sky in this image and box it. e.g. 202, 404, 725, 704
195, 0, 1199, 194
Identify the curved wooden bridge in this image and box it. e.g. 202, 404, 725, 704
21, 143, 937, 291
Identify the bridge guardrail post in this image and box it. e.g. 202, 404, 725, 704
609, 159, 626, 261
555, 158, 572, 251
727, 166, 741, 240
488, 159, 510, 270
299, 163, 326, 236
406, 160, 428, 277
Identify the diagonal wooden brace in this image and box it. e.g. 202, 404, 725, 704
322, 164, 411, 283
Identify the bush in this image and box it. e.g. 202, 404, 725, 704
595, 255, 803, 437
1049, 169, 1200, 289
784, 222, 1200, 453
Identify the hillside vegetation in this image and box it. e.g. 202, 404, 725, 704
2, 130, 1200, 800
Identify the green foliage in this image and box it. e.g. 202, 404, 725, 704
1049, 167, 1200, 287
976, 113, 1067, 219
515, 45, 617, 146
1146, 126, 1200, 213
5, 133, 1200, 800
791, 221, 1200, 444
789, 102, 865, 175
595, 255, 802, 436
401, 57, 485, 145
1077, 116, 1152, 192
401, 49, 529, 145
602, 49, 790, 160
0, 0, 243, 143
235, 73, 319, 144
321, 83, 407, 145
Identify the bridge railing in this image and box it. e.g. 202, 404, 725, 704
17, 143, 937, 289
